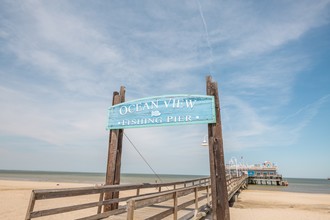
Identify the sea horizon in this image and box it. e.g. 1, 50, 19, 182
0, 169, 208, 184
0, 169, 329, 194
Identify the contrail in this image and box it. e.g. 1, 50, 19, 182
196, 0, 214, 74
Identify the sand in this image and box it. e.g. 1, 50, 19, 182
0, 180, 93, 220
231, 190, 330, 220
0, 179, 329, 219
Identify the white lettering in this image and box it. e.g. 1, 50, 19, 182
166, 115, 193, 123
143, 102, 150, 110
164, 99, 172, 108
135, 103, 142, 112
185, 99, 196, 108
172, 99, 180, 108
128, 104, 135, 113
151, 100, 159, 109
119, 106, 128, 115
166, 116, 174, 122
177, 116, 184, 122
120, 115, 192, 127
121, 119, 128, 125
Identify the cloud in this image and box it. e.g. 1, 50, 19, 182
281, 94, 330, 132
221, 94, 330, 151
206, 0, 330, 59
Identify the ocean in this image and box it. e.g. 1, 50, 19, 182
248, 177, 330, 194
0, 170, 206, 185
0, 170, 329, 194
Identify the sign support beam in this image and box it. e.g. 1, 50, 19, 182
104, 86, 125, 212
206, 76, 230, 220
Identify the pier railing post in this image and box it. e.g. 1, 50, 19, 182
25, 191, 36, 220
173, 191, 178, 220
97, 192, 104, 214
127, 200, 135, 220
194, 188, 199, 217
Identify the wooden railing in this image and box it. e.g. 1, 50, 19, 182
226, 174, 248, 202
25, 175, 247, 219
25, 177, 210, 220
126, 184, 210, 220
124, 174, 247, 219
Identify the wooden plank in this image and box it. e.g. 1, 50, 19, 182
30, 201, 103, 218
32, 178, 209, 200
34, 187, 115, 200
145, 207, 174, 220
76, 207, 127, 220
135, 193, 174, 209
30, 197, 127, 218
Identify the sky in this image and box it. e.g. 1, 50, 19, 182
0, 0, 329, 179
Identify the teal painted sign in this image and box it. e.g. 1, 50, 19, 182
107, 95, 216, 129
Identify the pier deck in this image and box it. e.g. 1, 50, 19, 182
25, 175, 248, 220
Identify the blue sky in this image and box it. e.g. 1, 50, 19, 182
0, 0, 329, 178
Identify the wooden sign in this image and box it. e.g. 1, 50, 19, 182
107, 95, 215, 129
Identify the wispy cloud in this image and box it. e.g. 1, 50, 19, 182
206, 0, 330, 58
281, 94, 330, 131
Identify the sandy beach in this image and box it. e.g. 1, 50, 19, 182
1, 179, 329, 220
231, 189, 330, 220
0, 180, 93, 220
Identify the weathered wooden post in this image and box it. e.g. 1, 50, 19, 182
206, 76, 230, 220
104, 86, 125, 212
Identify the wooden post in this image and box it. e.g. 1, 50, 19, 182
206, 185, 210, 205
25, 191, 36, 220
194, 188, 199, 217
206, 76, 230, 220
104, 86, 126, 212
97, 192, 104, 214
173, 192, 178, 220
127, 200, 135, 220
112, 86, 125, 209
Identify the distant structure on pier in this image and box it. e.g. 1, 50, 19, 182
247, 161, 288, 186
247, 161, 277, 177
226, 160, 288, 186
